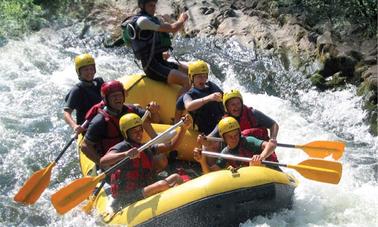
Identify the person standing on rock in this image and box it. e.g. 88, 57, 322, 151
124, 0, 190, 96
64, 53, 104, 136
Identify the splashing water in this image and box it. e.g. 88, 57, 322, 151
0, 22, 377, 227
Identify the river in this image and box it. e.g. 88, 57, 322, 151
0, 21, 377, 226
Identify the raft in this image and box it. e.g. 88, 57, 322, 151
79, 146, 297, 226
77, 74, 298, 226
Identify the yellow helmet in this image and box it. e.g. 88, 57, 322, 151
188, 60, 209, 82
218, 117, 240, 137
223, 89, 243, 109
74, 53, 95, 75
119, 113, 143, 138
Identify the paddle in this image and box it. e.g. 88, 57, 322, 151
14, 121, 89, 205
81, 110, 154, 213
205, 137, 344, 160
201, 151, 342, 184
51, 120, 184, 215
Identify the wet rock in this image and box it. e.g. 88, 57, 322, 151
81, 0, 377, 136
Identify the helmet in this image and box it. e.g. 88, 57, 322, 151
119, 113, 143, 138
138, 0, 157, 7
74, 53, 95, 75
188, 60, 209, 82
223, 89, 243, 109
100, 80, 125, 104
218, 117, 240, 137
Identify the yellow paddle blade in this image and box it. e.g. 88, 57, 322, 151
14, 162, 56, 204
51, 174, 105, 215
298, 141, 345, 160
81, 195, 96, 214
289, 159, 342, 184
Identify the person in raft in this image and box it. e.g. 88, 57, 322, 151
100, 113, 192, 205
199, 89, 280, 162
64, 53, 104, 135
193, 117, 277, 173
182, 60, 224, 135
126, 0, 190, 96
80, 80, 160, 165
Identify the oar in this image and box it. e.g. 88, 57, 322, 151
81, 180, 105, 213
51, 120, 184, 215
14, 121, 89, 205
201, 151, 342, 184
205, 137, 345, 160
277, 141, 344, 160
81, 110, 154, 213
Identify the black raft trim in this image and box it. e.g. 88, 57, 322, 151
137, 182, 295, 227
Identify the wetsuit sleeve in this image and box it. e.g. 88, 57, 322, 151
208, 125, 220, 137
176, 95, 185, 111
215, 147, 229, 169
182, 93, 193, 106
244, 136, 264, 154
136, 16, 160, 31
149, 144, 159, 156
94, 77, 105, 87
132, 105, 146, 118
84, 114, 106, 143
109, 141, 130, 154
252, 109, 276, 128
64, 86, 81, 111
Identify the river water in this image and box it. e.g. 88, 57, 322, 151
0, 21, 377, 227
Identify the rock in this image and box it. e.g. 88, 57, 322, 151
319, 57, 339, 78
79, 0, 377, 135
363, 56, 377, 65
366, 70, 378, 89
338, 55, 357, 78
346, 50, 364, 61
362, 65, 378, 81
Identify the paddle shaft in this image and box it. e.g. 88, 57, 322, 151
104, 120, 184, 176
206, 137, 295, 149
276, 143, 295, 149
55, 120, 89, 163
202, 150, 292, 168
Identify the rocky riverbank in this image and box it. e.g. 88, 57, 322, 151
81, 0, 377, 135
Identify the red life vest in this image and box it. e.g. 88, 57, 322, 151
227, 105, 278, 162
85, 102, 136, 157
110, 142, 154, 198
239, 105, 269, 140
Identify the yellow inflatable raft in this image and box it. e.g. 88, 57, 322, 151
77, 74, 298, 226
79, 145, 297, 226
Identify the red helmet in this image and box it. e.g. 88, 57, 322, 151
101, 80, 125, 104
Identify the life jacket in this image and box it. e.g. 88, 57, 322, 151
239, 105, 270, 140
226, 106, 278, 162
110, 141, 154, 198
122, 11, 172, 60
186, 81, 224, 134
85, 103, 136, 157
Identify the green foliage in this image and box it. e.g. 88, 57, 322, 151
0, 0, 43, 37
0, 0, 95, 38
274, 0, 377, 37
